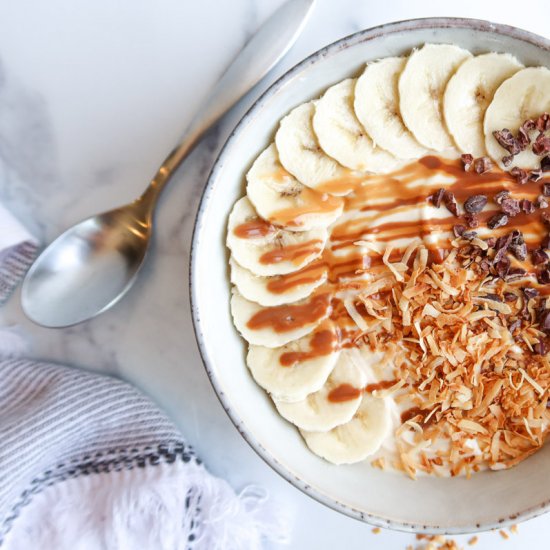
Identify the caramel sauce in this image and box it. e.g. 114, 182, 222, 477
259, 239, 322, 265
401, 406, 433, 424
279, 324, 338, 366
246, 293, 331, 333
234, 218, 275, 239
270, 188, 343, 226
364, 379, 398, 393
327, 383, 361, 403
266, 261, 327, 294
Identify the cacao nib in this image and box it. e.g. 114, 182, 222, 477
474, 156, 493, 174
485, 237, 497, 248
541, 311, 550, 331
488, 212, 509, 229
495, 256, 511, 278
482, 293, 502, 302
510, 242, 528, 261
537, 266, 550, 284
536, 113, 550, 132
462, 230, 478, 241
510, 166, 529, 185
494, 190, 510, 205
461, 153, 474, 171
502, 155, 514, 167
504, 292, 517, 302
464, 213, 479, 228
453, 224, 466, 237
507, 267, 527, 280
479, 258, 491, 272
522, 198, 536, 213
535, 196, 549, 209
517, 124, 532, 149
464, 194, 487, 214
544, 183, 550, 197
523, 287, 539, 300
542, 156, 550, 172
493, 129, 521, 155
443, 190, 459, 216
500, 197, 521, 216
533, 133, 550, 156
533, 341, 547, 355
532, 248, 549, 265
430, 188, 445, 208
508, 319, 521, 334
530, 169, 543, 182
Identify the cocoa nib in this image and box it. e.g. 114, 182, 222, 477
533, 133, 550, 156
493, 128, 522, 155
494, 190, 510, 205
461, 153, 474, 171
510, 242, 527, 261
536, 113, 550, 133
430, 188, 445, 208
533, 341, 547, 355
535, 196, 548, 209
464, 194, 487, 214
500, 197, 521, 217
542, 156, 550, 172
507, 267, 527, 280
462, 230, 477, 241
488, 212, 509, 229
495, 256, 511, 278
474, 156, 493, 174
508, 319, 521, 334
464, 213, 479, 228
443, 190, 459, 216
537, 265, 550, 284
530, 169, 543, 182
543, 184, 550, 197
523, 287, 539, 300
510, 166, 529, 185
504, 292, 517, 302
502, 155, 514, 167
522, 198, 536, 213
453, 224, 466, 237
541, 311, 550, 331
532, 248, 549, 265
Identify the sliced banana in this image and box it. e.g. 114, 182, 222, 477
312, 78, 402, 172
274, 351, 365, 431
227, 197, 327, 276
443, 53, 523, 157
246, 144, 344, 231
275, 101, 361, 195
301, 395, 391, 465
484, 66, 550, 170
231, 289, 332, 348
354, 57, 428, 160
246, 320, 340, 402
399, 44, 472, 151
230, 257, 327, 307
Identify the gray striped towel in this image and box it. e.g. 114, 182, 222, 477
0, 208, 288, 549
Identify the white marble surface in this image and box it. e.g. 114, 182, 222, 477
0, 0, 549, 548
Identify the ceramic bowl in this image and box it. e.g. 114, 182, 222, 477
190, 18, 550, 533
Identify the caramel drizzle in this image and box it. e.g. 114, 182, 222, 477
259, 239, 322, 265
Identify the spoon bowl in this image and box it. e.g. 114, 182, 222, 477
21, 201, 151, 327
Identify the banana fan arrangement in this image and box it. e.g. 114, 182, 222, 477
226, 44, 550, 477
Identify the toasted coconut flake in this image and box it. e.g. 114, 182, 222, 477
344, 298, 368, 332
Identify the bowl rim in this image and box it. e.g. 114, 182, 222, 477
189, 16, 550, 534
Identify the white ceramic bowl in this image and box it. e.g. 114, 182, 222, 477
190, 18, 550, 533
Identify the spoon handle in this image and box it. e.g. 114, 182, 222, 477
140, 0, 315, 205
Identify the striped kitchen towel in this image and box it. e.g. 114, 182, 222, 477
0, 206, 289, 549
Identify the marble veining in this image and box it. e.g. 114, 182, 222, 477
0, 0, 549, 548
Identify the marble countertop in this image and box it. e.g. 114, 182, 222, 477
0, 0, 548, 548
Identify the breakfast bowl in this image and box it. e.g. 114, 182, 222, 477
190, 18, 550, 533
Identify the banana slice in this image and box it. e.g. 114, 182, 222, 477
275, 101, 362, 195
230, 289, 332, 348
274, 351, 365, 431
354, 57, 428, 160
230, 257, 327, 307
227, 197, 327, 276
484, 66, 550, 170
246, 320, 340, 402
301, 395, 391, 465
399, 44, 472, 151
443, 53, 523, 157
246, 144, 344, 231
312, 78, 402, 172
